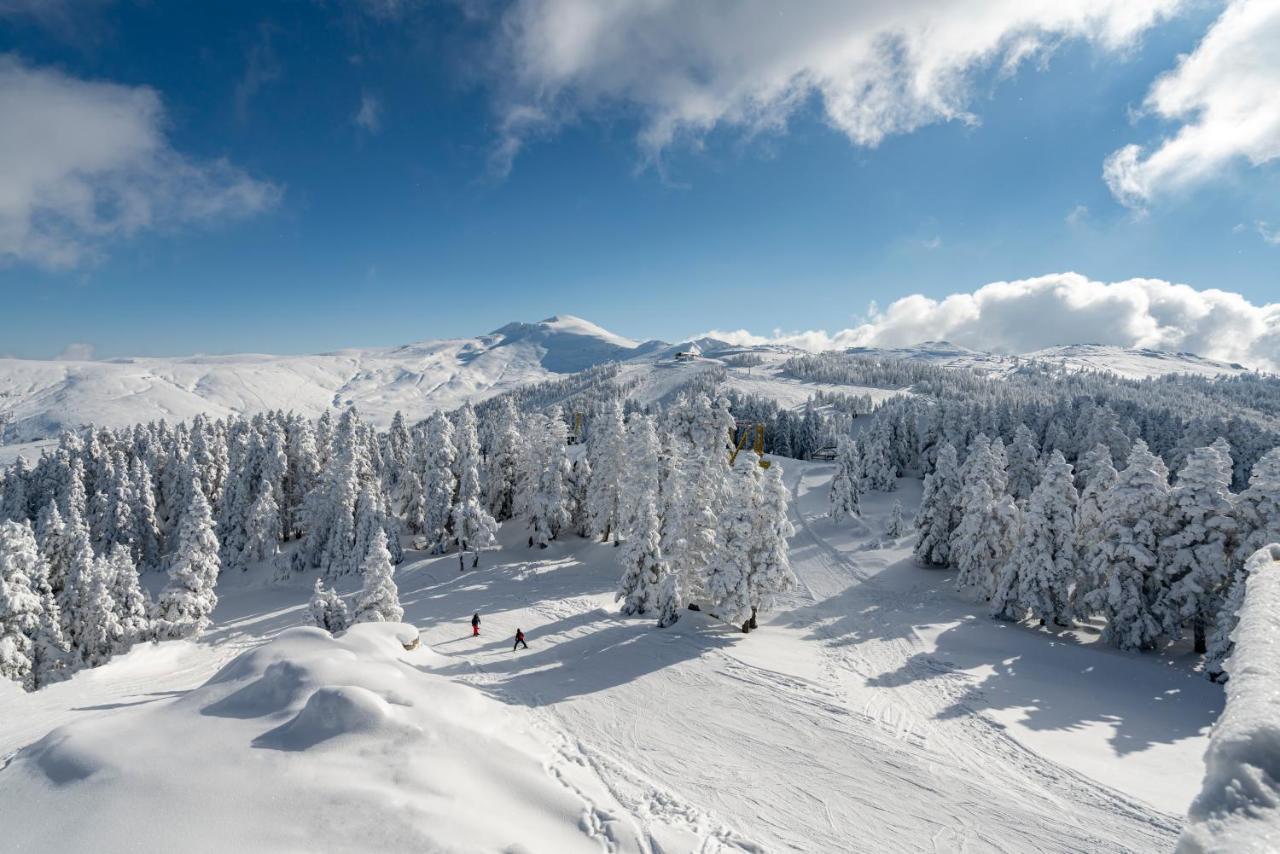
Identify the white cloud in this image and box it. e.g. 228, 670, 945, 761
490, 0, 1181, 173
701, 272, 1280, 371
1066, 204, 1089, 225
354, 90, 383, 133
1257, 221, 1280, 246
1105, 0, 1280, 206
0, 56, 281, 269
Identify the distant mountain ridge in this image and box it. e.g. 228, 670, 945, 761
0, 316, 1254, 445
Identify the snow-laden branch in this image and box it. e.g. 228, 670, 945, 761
1179, 543, 1280, 854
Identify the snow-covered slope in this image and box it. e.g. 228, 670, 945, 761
0, 315, 662, 442
0, 461, 1218, 852
0, 319, 1256, 446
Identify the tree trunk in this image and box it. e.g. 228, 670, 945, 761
741, 619, 751, 634
458, 551, 465, 572
748, 607, 758, 630
1194, 618, 1206, 655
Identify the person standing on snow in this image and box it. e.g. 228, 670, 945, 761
471, 612, 481, 637
512, 628, 528, 651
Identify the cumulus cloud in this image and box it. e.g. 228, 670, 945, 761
1105, 0, 1280, 206
0, 56, 281, 269
354, 90, 383, 133
701, 273, 1280, 371
489, 0, 1181, 174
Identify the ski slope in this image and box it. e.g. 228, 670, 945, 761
0, 461, 1220, 852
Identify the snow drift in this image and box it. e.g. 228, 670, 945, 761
0, 623, 634, 853
1179, 544, 1280, 854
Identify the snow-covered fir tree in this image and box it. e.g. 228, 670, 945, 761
1093, 441, 1169, 651
0, 521, 69, 690
991, 451, 1077, 625
352, 528, 403, 623
1069, 443, 1118, 620
243, 486, 282, 565
309, 578, 349, 634
1157, 444, 1237, 653
1234, 447, 1280, 560
747, 461, 797, 628
828, 437, 862, 522
107, 544, 151, 651
859, 422, 897, 492
153, 486, 221, 641
954, 481, 1021, 601
914, 442, 960, 567
586, 399, 626, 543
451, 403, 499, 565
1005, 424, 1042, 503
482, 398, 522, 522
704, 453, 761, 629
617, 416, 664, 616
420, 411, 457, 553
885, 499, 904, 538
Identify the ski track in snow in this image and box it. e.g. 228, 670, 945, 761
0, 460, 1206, 852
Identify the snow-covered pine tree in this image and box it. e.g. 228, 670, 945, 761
421, 411, 457, 554
0, 521, 51, 689
949, 435, 1011, 585
78, 553, 124, 668
828, 436, 862, 522
991, 451, 1077, 625
1157, 444, 1237, 653
106, 544, 151, 651
1094, 440, 1170, 651
860, 422, 897, 492
746, 461, 797, 628
1234, 447, 1280, 560
309, 578, 349, 634
243, 485, 281, 564
885, 499, 904, 538
353, 528, 403, 623
617, 415, 664, 616
914, 442, 960, 567
567, 455, 593, 537
452, 403, 498, 566
1069, 443, 1119, 620
483, 398, 522, 522
954, 482, 1022, 601
586, 399, 626, 543
130, 457, 162, 570
2, 520, 69, 689
704, 453, 761, 629
1006, 423, 1042, 503
153, 486, 221, 641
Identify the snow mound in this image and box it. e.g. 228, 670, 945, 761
0, 623, 630, 853
1179, 544, 1280, 854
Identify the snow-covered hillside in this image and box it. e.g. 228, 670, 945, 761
0, 461, 1219, 852
0, 317, 1257, 448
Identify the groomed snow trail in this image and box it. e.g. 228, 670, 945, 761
415, 462, 1185, 853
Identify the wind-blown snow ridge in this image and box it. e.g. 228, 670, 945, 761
1179, 544, 1280, 854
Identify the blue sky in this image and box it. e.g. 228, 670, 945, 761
0, 1, 1277, 361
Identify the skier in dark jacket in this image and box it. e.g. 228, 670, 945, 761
513, 628, 528, 651
471, 612, 481, 637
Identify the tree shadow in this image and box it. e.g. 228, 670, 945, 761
865, 611, 1223, 756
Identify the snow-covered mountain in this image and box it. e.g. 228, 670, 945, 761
0, 315, 666, 443
0, 317, 1254, 445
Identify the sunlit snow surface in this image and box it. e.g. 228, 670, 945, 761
0, 461, 1222, 852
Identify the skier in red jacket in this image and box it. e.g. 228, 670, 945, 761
513, 628, 528, 651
